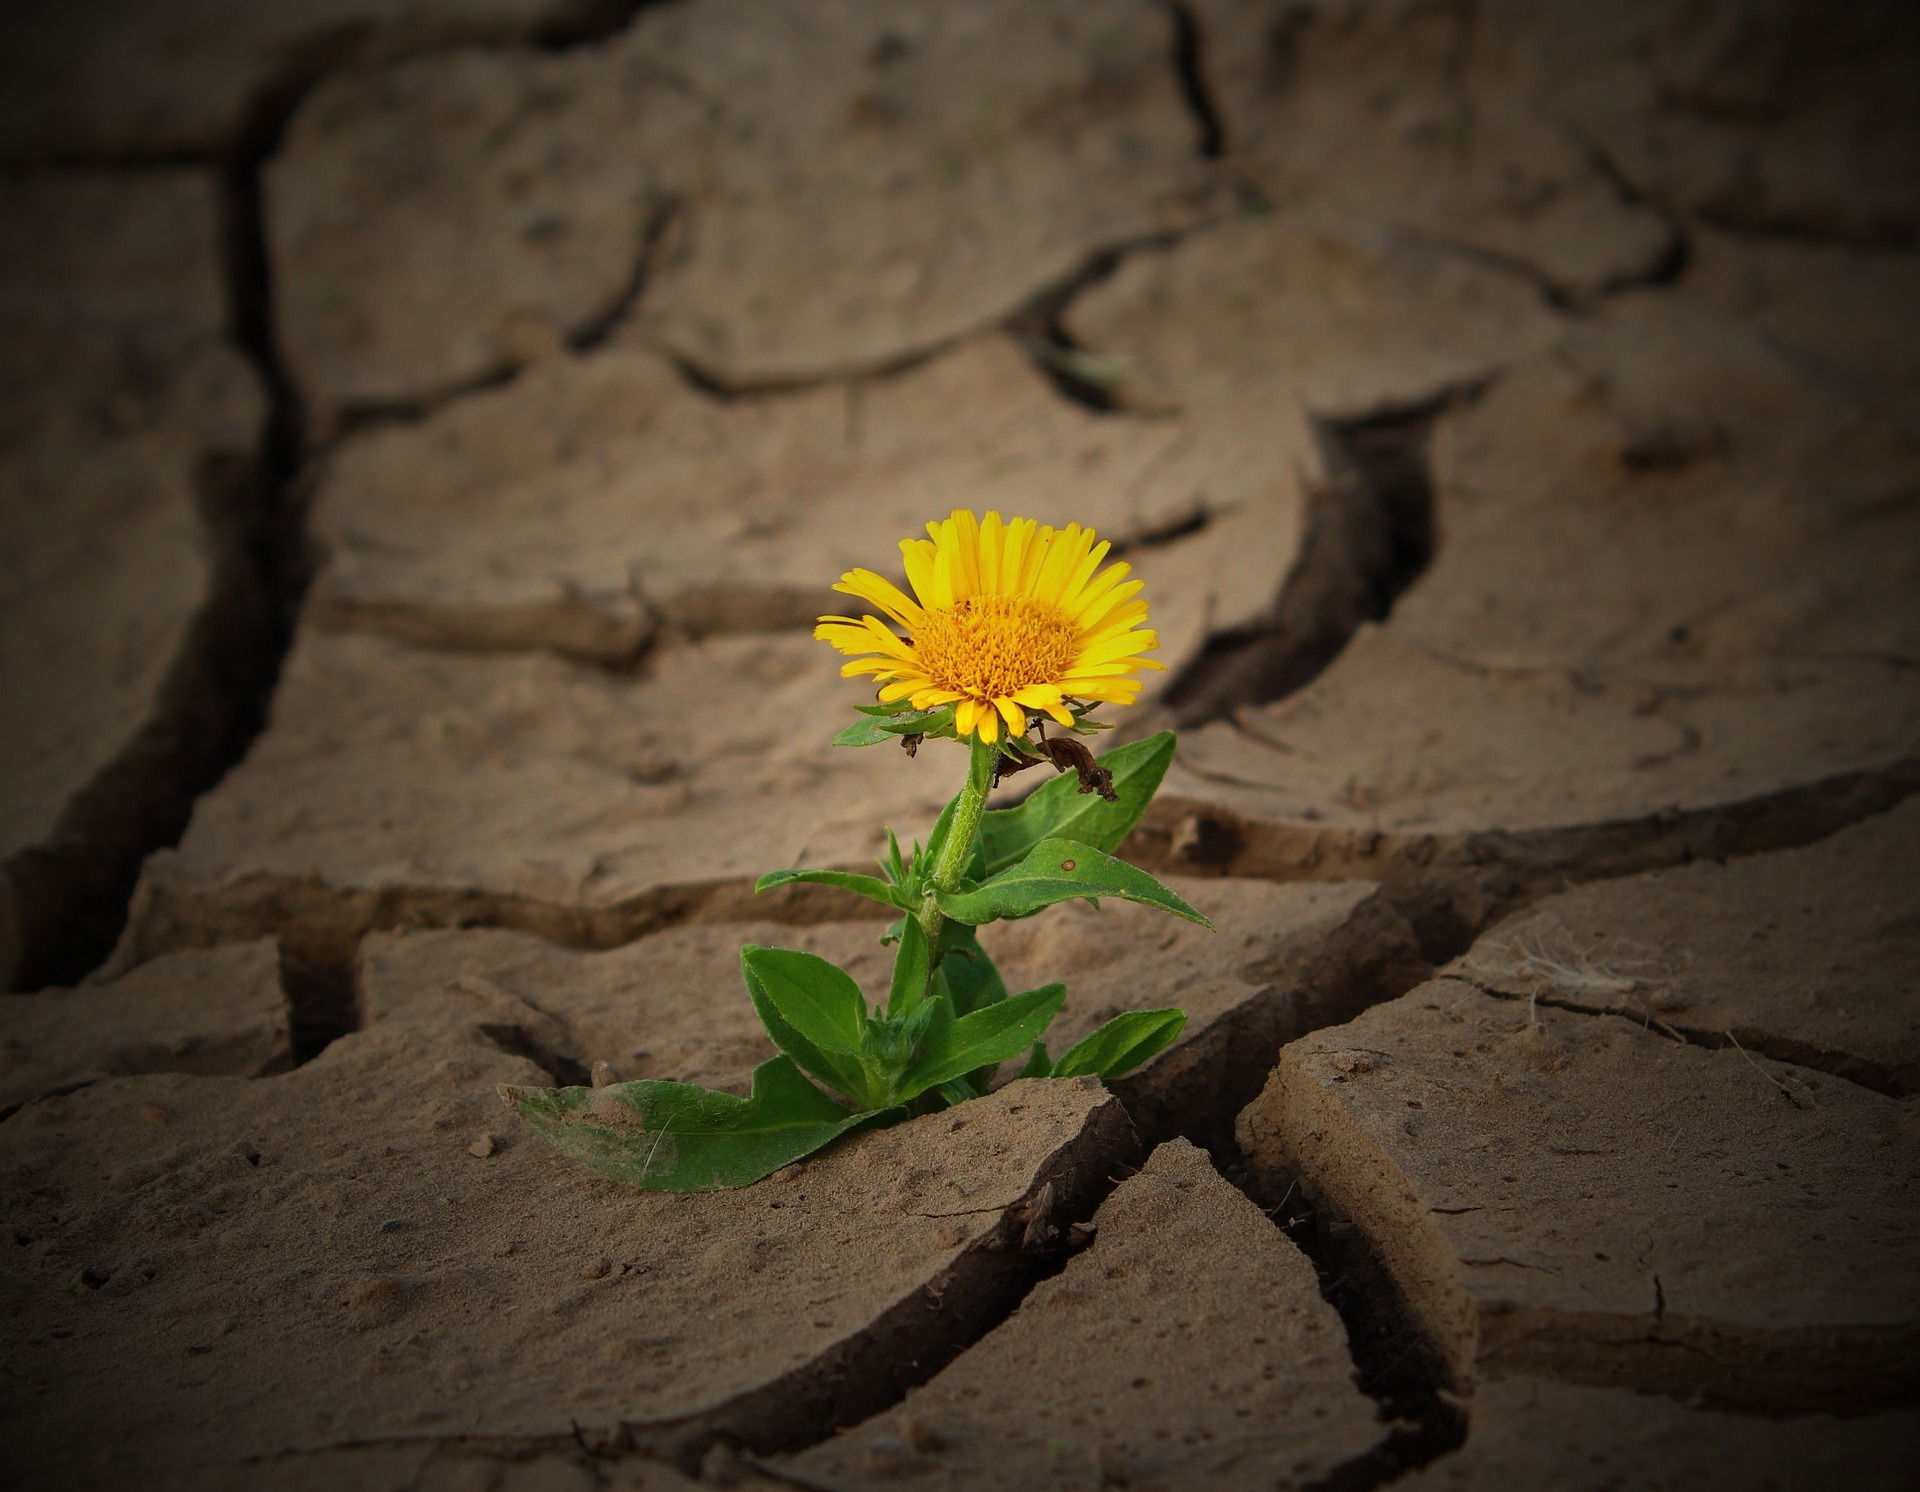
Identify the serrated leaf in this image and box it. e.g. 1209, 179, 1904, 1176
893, 984, 1067, 1101
754, 867, 907, 910
934, 838, 1212, 929
502, 1056, 886, 1191
1052, 1009, 1187, 1080
740, 946, 881, 1107
977, 732, 1175, 874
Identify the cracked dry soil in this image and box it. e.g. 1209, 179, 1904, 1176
2, 2, 1918, 1489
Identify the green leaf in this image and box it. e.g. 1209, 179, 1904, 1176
936, 1076, 983, 1105
936, 917, 1013, 1021
1018, 1042, 1052, 1079
929, 930, 1008, 1092
753, 868, 906, 910
1052, 1009, 1188, 1080
977, 732, 1175, 874
934, 838, 1212, 929
888, 918, 933, 1017
880, 703, 957, 738
502, 1056, 887, 1191
893, 984, 1067, 1101
937, 923, 1008, 1017
833, 704, 957, 746
740, 946, 879, 1107
834, 714, 903, 747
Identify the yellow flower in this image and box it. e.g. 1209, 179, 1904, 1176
815, 509, 1163, 743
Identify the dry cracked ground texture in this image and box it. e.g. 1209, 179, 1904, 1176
1, 0, 1917, 1488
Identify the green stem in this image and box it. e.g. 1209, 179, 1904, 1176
915, 734, 998, 953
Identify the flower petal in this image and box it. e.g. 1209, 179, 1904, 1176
1001, 515, 1032, 596
1064, 560, 1134, 623
1017, 522, 1055, 595
832, 568, 922, 628
815, 620, 880, 654
1056, 538, 1112, 613
1077, 630, 1159, 667
1033, 523, 1088, 605
1076, 578, 1147, 633
948, 509, 983, 596
979, 510, 1004, 594
901, 538, 945, 611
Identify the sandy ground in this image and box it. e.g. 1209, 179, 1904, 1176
2, 1, 1917, 1488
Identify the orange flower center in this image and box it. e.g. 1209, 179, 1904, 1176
913, 595, 1078, 701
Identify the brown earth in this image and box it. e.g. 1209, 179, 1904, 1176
2, 1, 1917, 1489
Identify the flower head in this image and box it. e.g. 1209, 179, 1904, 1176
815, 509, 1162, 743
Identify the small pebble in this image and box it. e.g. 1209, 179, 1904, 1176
467, 1135, 496, 1158
142, 1105, 171, 1126
379, 1219, 408, 1233
580, 1256, 612, 1281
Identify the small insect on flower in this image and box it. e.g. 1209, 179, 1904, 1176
814, 509, 1164, 742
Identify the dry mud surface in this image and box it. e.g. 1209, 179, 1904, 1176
2, 1, 1917, 1489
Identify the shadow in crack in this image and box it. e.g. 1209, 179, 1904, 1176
1164, 398, 1444, 728
280, 936, 361, 1066
1241, 1153, 1469, 1492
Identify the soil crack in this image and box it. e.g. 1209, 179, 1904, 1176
1436, 971, 1909, 1098
1134, 759, 1920, 970
1242, 1150, 1467, 1492
1163, 393, 1447, 727
1008, 230, 1195, 413
324, 193, 685, 442
624, 1100, 1141, 1471
1163, 0, 1226, 159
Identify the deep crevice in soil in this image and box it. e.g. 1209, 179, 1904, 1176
0, 71, 312, 992
1165, 0, 1227, 158
1114, 890, 1434, 1160
1265, 1175, 1469, 1492
280, 934, 360, 1066
479, 1023, 594, 1088
530, 0, 660, 51
1163, 396, 1445, 727
0, 446, 283, 991
3, 1, 685, 995
1134, 761, 1920, 958
1008, 233, 1184, 413
631, 1101, 1143, 1470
